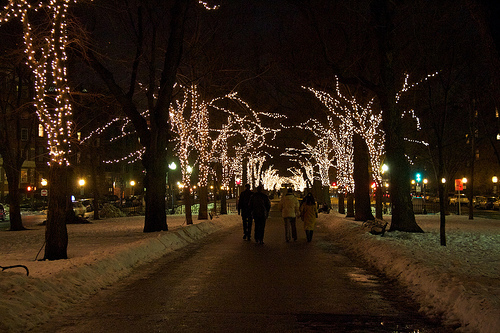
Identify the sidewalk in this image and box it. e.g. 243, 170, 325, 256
0, 212, 499, 332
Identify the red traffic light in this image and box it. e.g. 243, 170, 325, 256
27, 186, 32, 192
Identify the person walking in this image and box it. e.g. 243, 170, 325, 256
249, 185, 271, 245
278, 188, 300, 242
300, 192, 318, 242
238, 184, 253, 241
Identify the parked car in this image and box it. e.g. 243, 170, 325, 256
103, 194, 120, 206
493, 199, 500, 210
79, 199, 94, 212
449, 194, 469, 206
72, 201, 86, 217
478, 197, 497, 210
473, 196, 486, 208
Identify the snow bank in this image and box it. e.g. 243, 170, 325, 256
323, 213, 500, 333
0, 215, 239, 332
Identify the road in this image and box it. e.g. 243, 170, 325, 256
33, 203, 451, 332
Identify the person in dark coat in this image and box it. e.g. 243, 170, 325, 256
249, 185, 271, 245
238, 184, 253, 240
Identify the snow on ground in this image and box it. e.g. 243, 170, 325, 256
0, 211, 499, 332
323, 213, 500, 333
0, 214, 240, 332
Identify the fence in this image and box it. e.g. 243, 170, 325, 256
167, 201, 237, 215
329, 199, 442, 216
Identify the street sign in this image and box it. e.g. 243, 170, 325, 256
41, 189, 48, 197
455, 179, 463, 191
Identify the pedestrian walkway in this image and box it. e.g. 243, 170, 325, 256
34, 202, 449, 332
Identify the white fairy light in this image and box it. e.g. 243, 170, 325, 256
1, 0, 81, 165
198, 0, 219, 10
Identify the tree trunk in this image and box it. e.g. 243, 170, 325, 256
354, 134, 374, 221
183, 186, 193, 224
4, 164, 24, 231
375, 186, 383, 219
385, 144, 422, 232
439, 181, 447, 246
372, 0, 423, 233
346, 193, 354, 217
468, 102, 476, 220
91, 142, 100, 220
44, 164, 70, 260
321, 186, 330, 210
198, 186, 208, 220
338, 192, 345, 214
437, 136, 447, 246
143, 148, 168, 232
220, 189, 227, 215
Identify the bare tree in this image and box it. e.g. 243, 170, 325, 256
73, 0, 198, 232
0, 24, 34, 231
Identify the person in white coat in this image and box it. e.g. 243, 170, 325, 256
278, 188, 300, 242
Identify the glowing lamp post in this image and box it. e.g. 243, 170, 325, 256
493, 176, 498, 195
168, 162, 177, 214
78, 179, 85, 196
130, 180, 136, 195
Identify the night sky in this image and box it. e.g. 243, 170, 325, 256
68, 0, 500, 176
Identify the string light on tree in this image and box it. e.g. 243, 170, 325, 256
286, 167, 307, 192
1, 0, 81, 165
305, 79, 384, 188
282, 149, 319, 188
261, 166, 282, 192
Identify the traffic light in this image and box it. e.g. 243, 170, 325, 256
26, 186, 32, 192
415, 173, 422, 182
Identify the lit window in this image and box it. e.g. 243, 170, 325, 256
38, 124, 44, 137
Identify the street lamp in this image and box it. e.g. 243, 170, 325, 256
168, 162, 177, 213
130, 180, 135, 195
381, 164, 389, 174
78, 178, 85, 197
422, 178, 429, 214
493, 176, 498, 194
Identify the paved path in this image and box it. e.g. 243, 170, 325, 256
34, 203, 449, 332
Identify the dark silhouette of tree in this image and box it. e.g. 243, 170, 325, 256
2, 1, 81, 259
0, 20, 34, 231
73, 0, 197, 232
354, 134, 374, 221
